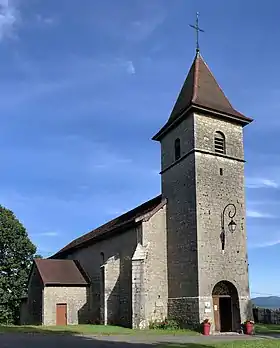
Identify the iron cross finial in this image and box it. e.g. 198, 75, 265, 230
189, 12, 204, 53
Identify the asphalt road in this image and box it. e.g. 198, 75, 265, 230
0, 333, 259, 348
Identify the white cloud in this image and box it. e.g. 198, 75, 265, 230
250, 239, 280, 249
115, 58, 136, 75
93, 3, 166, 44
125, 60, 136, 75
35, 14, 56, 26
129, 12, 166, 42
32, 231, 59, 237
91, 149, 133, 171
247, 200, 279, 206
246, 178, 278, 189
106, 209, 127, 216
247, 210, 275, 218
0, 0, 19, 40
93, 158, 132, 170
0, 54, 141, 111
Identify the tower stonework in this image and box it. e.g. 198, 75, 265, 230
153, 52, 253, 332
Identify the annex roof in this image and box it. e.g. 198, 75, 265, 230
34, 258, 89, 286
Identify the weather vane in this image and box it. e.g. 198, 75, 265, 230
189, 12, 204, 53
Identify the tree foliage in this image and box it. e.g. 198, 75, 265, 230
0, 205, 36, 324
34, 254, 43, 259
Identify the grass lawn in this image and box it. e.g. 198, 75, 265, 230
255, 323, 280, 335
0, 324, 199, 336
2, 323, 280, 347
160, 342, 280, 347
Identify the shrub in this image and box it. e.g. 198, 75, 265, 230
149, 318, 179, 330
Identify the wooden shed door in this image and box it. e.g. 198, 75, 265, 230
56, 303, 67, 326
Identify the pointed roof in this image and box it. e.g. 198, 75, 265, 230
153, 53, 253, 140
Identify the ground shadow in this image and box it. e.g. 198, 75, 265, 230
255, 324, 280, 333
0, 328, 217, 348
0, 324, 260, 348
253, 323, 280, 338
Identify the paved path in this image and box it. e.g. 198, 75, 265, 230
0, 333, 260, 348
257, 333, 280, 339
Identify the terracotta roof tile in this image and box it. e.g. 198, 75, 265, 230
153, 53, 253, 140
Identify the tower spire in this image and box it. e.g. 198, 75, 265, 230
189, 12, 204, 54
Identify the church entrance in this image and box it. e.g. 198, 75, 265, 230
212, 281, 240, 332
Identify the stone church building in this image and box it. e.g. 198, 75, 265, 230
21, 51, 253, 332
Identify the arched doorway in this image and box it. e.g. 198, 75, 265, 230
212, 281, 241, 332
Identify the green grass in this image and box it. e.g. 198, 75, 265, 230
160, 342, 280, 347
0, 324, 198, 336
2, 323, 280, 347
141, 328, 200, 336
255, 323, 280, 334
0, 324, 131, 335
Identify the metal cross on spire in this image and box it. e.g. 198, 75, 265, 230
189, 12, 204, 53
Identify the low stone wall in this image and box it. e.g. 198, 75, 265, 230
253, 307, 280, 324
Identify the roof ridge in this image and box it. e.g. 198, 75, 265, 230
195, 54, 234, 109
33, 258, 89, 286
192, 52, 200, 103
153, 53, 253, 141
51, 194, 163, 257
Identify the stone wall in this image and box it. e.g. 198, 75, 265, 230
160, 114, 199, 325
102, 255, 120, 325
194, 112, 251, 328
66, 226, 139, 327
161, 115, 194, 168
159, 111, 251, 329
58, 205, 168, 329
131, 257, 145, 328
168, 297, 199, 327
142, 203, 168, 326
253, 308, 280, 324
43, 286, 88, 325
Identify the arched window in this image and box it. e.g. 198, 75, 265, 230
214, 131, 226, 154
100, 252, 105, 265
174, 138, 181, 161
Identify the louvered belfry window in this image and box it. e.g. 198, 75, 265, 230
214, 131, 225, 154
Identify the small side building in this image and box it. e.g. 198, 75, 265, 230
21, 258, 89, 326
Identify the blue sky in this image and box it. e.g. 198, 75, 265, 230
0, 0, 279, 296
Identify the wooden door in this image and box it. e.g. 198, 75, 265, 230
56, 303, 67, 326
213, 296, 220, 332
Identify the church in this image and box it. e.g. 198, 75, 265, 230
20, 45, 253, 333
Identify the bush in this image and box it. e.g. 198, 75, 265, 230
149, 318, 179, 330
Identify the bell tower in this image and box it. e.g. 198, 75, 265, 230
153, 49, 253, 331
